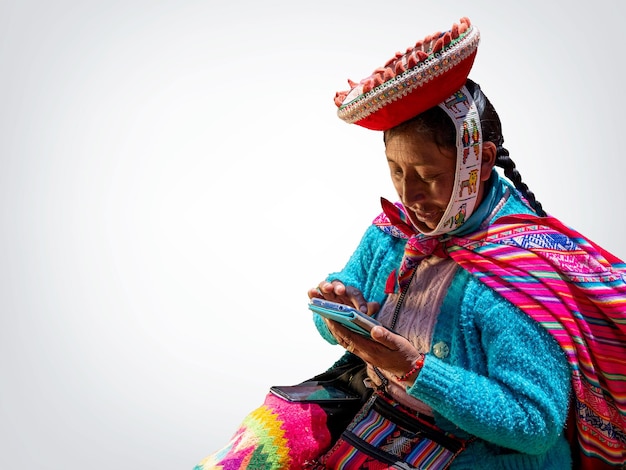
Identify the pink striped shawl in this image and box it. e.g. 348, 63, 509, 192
376, 198, 626, 468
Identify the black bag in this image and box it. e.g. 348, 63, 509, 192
299, 352, 373, 443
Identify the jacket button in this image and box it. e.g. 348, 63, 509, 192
432, 341, 450, 359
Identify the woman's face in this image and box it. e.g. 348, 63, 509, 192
385, 129, 457, 232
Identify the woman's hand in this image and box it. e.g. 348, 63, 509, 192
326, 319, 423, 381
307, 280, 374, 314
308, 280, 420, 379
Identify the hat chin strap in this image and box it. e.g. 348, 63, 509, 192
417, 86, 482, 237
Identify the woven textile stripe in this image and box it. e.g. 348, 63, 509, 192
406, 439, 453, 468
445, 215, 626, 465
323, 403, 456, 469
194, 393, 331, 470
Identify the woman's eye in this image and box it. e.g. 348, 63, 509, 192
389, 166, 403, 177
420, 174, 439, 183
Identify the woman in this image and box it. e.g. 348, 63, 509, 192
195, 17, 626, 469
309, 79, 573, 468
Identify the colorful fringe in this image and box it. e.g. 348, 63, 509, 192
378, 199, 626, 467
194, 393, 332, 470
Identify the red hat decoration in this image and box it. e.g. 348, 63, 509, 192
334, 17, 480, 131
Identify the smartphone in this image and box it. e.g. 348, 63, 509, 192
270, 383, 361, 403
308, 298, 383, 337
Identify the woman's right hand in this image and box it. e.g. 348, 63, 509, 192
307, 280, 372, 315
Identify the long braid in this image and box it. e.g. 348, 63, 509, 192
495, 146, 546, 217
466, 79, 547, 217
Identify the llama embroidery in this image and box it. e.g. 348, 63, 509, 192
443, 91, 469, 113
459, 169, 478, 197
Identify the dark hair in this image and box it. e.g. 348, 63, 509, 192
384, 79, 546, 216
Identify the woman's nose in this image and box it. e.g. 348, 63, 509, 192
401, 178, 425, 205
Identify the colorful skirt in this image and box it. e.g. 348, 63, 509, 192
193, 393, 332, 469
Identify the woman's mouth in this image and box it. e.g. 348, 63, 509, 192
412, 208, 443, 223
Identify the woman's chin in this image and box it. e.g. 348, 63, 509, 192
408, 215, 441, 233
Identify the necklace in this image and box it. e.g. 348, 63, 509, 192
374, 267, 417, 390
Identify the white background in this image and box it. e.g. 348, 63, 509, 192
1, 1, 624, 469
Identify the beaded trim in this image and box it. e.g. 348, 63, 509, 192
428, 85, 482, 236
336, 19, 480, 125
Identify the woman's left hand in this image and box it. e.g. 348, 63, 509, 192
326, 319, 422, 380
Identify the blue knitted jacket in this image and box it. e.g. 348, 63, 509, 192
313, 174, 573, 469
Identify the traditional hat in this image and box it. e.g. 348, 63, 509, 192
334, 17, 479, 131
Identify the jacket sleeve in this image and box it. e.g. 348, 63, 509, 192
312, 223, 406, 344
409, 272, 571, 455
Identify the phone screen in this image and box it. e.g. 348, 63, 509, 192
270, 384, 361, 403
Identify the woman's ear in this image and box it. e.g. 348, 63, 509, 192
480, 142, 497, 182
